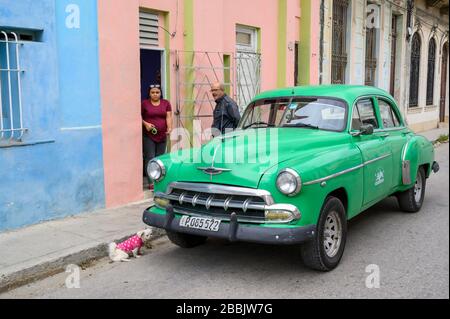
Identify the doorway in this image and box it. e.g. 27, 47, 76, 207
140, 49, 164, 100
140, 48, 164, 190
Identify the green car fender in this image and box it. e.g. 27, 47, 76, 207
258, 142, 364, 226
258, 165, 322, 227
400, 135, 434, 189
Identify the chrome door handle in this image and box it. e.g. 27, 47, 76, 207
379, 133, 389, 138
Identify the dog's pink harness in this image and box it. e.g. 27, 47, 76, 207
116, 235, 143, 253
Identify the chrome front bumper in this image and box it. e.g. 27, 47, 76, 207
143, 205, 315, 245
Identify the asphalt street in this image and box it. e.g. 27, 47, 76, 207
2, 145, 448, 299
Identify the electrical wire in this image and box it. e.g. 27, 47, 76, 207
157, 0, 178, 38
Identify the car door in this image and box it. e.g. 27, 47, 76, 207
375, 97, 409, 189
351, 97, 393, 207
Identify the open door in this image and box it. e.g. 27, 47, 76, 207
140, 48, 164, 190
140, 49, 164, 100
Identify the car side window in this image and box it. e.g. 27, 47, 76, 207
378, 99, 401, 128
354, 99, 379, 129
378, 100, 395, 128
351, 105, 362, 131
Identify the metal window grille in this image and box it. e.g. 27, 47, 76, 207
365, 24, 377, 86
139, 11, 159, 47
409, 33, 421, 107
235, 51, 261, 110
331, 0, 349, 84
174, 49, 261, 148
1, 31, 25, 141
426, 38, 436, 105
235, 26, 260, 110
389, 15, 398, 96
175, 50, 236, 147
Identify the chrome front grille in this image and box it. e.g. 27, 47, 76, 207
155, 182, 274, 223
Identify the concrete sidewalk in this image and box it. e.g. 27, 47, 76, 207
0, 126, 447, 294
415, 126, 448, 143
0, 198, 158, 293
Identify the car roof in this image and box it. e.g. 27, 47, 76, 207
252, 85, 394, 105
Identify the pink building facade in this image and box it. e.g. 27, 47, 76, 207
97, 0, 320, 208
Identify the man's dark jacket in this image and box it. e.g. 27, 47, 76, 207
212, 94, 241, 135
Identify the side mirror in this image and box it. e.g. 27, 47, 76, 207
360, 124, 374, 135
352, 123, 374, 137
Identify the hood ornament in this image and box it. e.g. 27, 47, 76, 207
197, 167, 232, 176
197, 144, 231, 180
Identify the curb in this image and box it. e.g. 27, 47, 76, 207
0, 228, 166, 294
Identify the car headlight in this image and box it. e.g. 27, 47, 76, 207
147, 159, 166, 182
276, 168, 301, 196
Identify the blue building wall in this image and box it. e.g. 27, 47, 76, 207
0, 0, 105, 232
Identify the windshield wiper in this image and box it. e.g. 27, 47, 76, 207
243, 121, 275, 130
283, 123, 319, 129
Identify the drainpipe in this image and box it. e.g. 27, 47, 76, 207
319, 0, 325, 84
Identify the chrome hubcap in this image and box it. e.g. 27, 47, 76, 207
323, 211, 342, 258
414, 172, 423, 203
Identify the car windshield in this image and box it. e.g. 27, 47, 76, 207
239, 97, 347, 132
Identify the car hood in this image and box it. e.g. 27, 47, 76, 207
173, 128, 349, 188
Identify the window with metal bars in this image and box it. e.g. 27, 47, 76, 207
426, 38, 436, 105
331, 0, 349, 84
409, 33, 421, 107
1, 30, 25, 141
365, 26, 377, 86
236, 25, 260, 109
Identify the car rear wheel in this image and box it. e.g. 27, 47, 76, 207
166, 230, 208, 248
300, 196, 347, 271
397, 167, 426, 213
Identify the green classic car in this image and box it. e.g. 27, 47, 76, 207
143, 85, 439, 271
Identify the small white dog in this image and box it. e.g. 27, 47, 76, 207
108, 228, 153, 262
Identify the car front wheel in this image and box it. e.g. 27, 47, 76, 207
166, 230, 208, 248
300, 196, 347, 271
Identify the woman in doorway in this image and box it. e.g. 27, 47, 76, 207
142, 84, 172, 190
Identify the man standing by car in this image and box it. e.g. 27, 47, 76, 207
210, 82, 241, 137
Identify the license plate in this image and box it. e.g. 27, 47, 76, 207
179, 215, 221, 232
